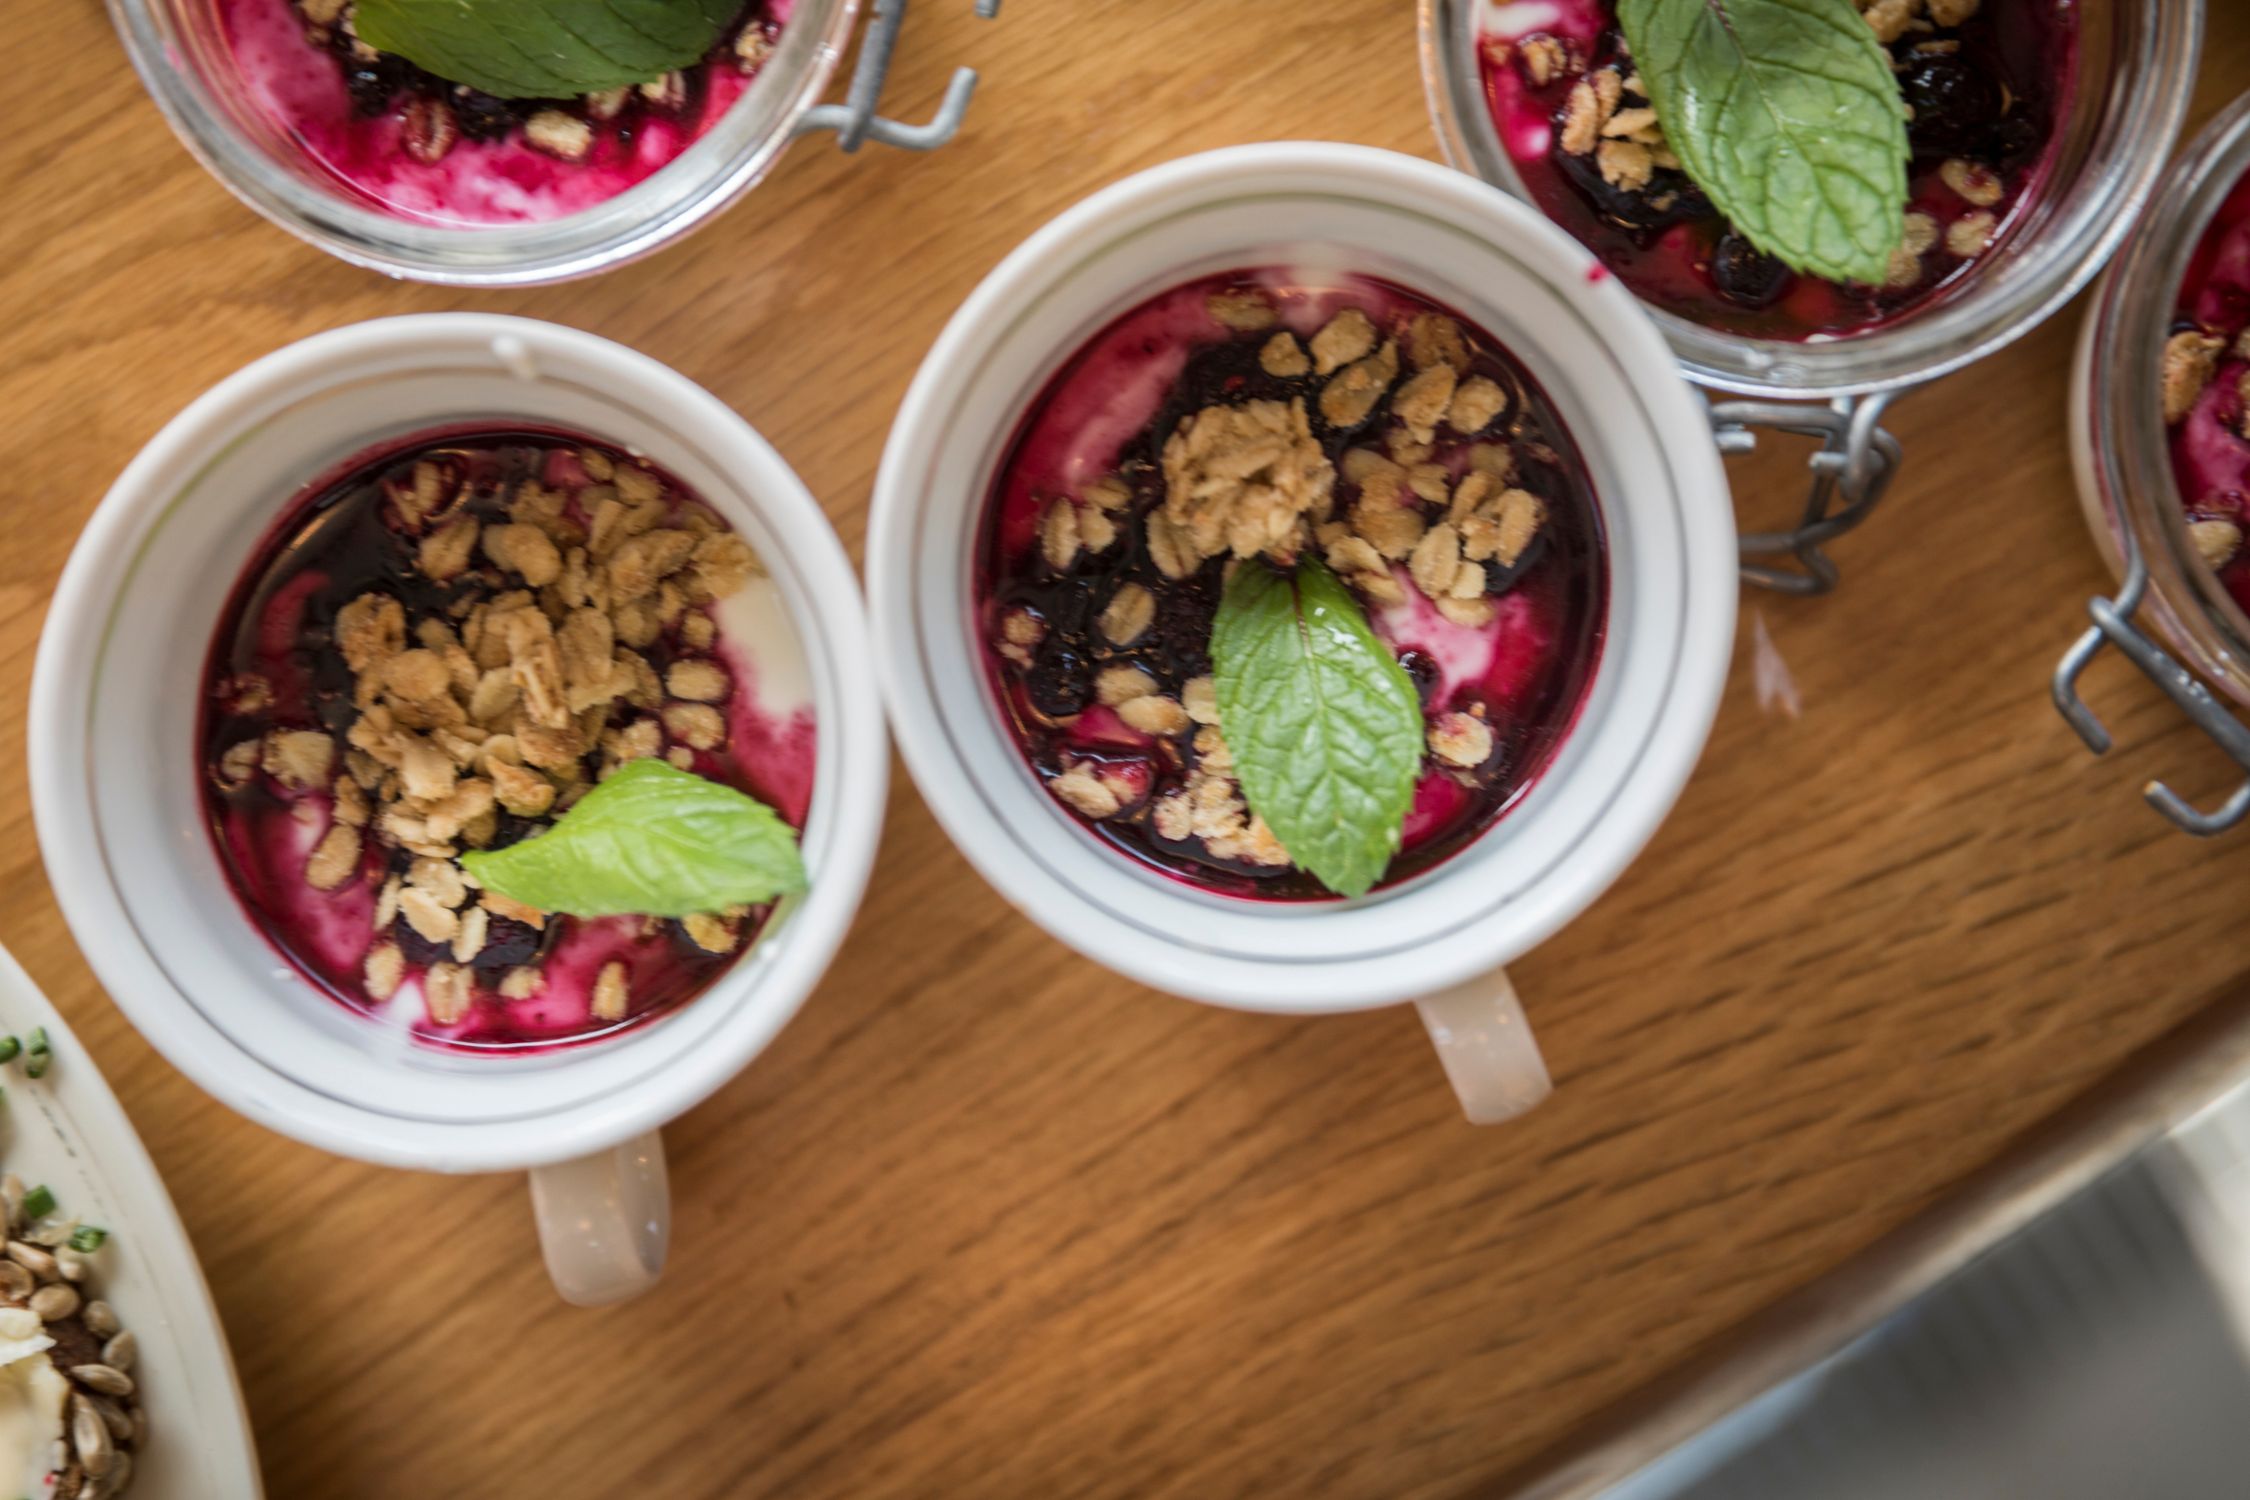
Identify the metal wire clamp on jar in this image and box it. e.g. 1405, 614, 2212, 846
2056, 93, 2250, 837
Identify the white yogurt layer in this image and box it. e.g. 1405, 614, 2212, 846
0, 1308, 67, 1496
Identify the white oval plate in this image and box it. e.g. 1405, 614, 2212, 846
0, 942, 261, 1496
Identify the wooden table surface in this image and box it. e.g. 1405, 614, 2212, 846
5, 2, 2249, 1495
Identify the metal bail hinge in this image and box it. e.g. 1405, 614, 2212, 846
1712, 390, 1907, 596
2053, 574, 2250, 837
795, 0, 999, 153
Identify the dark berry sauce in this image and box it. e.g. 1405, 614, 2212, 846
221, 0, 789, 225
2165, 169, 2250, 614
976, 269, 1607, 902
199, 428, 816, 1052
1478, 0, 2079, 340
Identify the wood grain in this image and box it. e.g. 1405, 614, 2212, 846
2, 3, 2247, 1496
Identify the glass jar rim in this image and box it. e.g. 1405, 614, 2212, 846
103, 0, 860, 286
1416, 0, 2205, 400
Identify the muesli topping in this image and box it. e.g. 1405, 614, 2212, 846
202, 433, 810, 1049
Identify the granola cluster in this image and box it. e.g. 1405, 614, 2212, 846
1500, 0, 2012, 297
1556, 65, 1680, 200
291, 0, 779, 166
213, 445, 763, 1025
1036, 290, 1540, 632
995, 283, 1582, 883
1857, 0, 1985, 45
2162, 328, 2250, 571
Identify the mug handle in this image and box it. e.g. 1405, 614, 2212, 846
528, 1130, 671, 1306
1415, 968, 1552, 1124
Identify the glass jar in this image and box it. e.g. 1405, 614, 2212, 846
1418, 0, 2203, 590
106, 0, 992, 286
2056, 91, 2250, 836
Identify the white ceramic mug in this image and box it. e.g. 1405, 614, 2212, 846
30, 315, 888, 1303
867, 143, 1736, 1123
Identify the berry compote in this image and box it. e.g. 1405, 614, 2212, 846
977, 269, 1608, 901
1477, 0, 2079, 340
200, 428, 816, 1052
221, 0, 790, 225
2161, 167, 2250, 612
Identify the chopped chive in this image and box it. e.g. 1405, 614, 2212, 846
66, 1227, 105, 1253
0, 1037, 22, 1065
20, 1186, 53, 1222
23, 1029, 49, 1080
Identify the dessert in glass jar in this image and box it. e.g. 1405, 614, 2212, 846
219, 0, 790, 225
1473, 0, 2079, 341
100, 0, 979, 284
1421, 0, 2200, 400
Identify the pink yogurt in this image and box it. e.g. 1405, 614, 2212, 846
2168, 170, 2250, 615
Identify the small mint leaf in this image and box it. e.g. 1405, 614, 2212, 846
1619, 0, 1910, 286
1211, 559, 1424, 900
461, 760, 806, 918
352, 0, 739, 100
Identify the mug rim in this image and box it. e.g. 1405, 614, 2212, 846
868, 142, 1736, 1014
29, 314, 888, 1171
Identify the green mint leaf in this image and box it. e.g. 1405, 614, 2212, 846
1211, 559, 1425, 900
351, 0, 740, 100
461, 760, 807, 919
1618, 0, 1909, 285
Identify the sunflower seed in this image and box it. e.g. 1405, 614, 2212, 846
6, 1241, 56, 1279
127, 1402, 146, 1447
0, 1261, 33, 1299
54, 1247, 88, 1282
100, 1449, 134, 1498
81, 1301, 118, 1338
70, 1364, 133, 1397
2, 1176, 23, 1228
72, 1394, 113, 1475
29, 1282, 78, 1320
100, 1331, 134, 1373
82, 1391, 130, 1441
